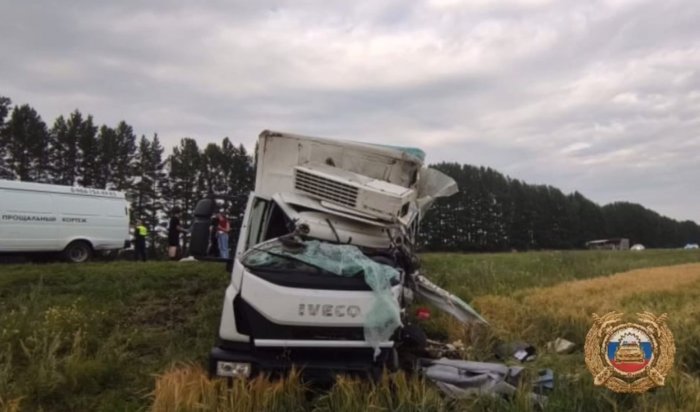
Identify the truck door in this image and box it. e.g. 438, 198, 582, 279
236, 194, 271, 257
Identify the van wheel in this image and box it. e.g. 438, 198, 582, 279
63, 241, 92, 263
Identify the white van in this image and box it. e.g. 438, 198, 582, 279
0, 179, 130, 262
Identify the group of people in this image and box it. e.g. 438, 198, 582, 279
132, 207, 231, 261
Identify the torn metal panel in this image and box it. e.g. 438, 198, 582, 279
419, 358, 549, 407
415, 275, 488, 325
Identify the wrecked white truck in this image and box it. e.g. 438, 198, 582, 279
188, 130, 486, 380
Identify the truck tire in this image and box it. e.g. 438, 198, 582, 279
63, 240, 93, 263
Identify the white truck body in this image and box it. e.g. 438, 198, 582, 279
0, 179, 130, 261
200, 130, 466, 380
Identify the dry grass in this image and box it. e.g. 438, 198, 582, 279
473, 263, 700, 344
0, 397, 21, 412
150, 365, 448, 412
149, 262, 700, 412
150, 364, 308, 412
4, 253, 700, 410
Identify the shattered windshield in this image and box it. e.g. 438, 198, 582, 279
242, 240, 339, 274
242, 238, 399, 280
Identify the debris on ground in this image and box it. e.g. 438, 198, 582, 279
418, 358, 549, 407
495, 341, 537, 362
546, 337, 576, 354
534, 368, 555, 390
425, 339, 466, 359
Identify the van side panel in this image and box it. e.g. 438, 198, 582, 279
0, 189, 59, 251
0, 185, 129, 253
56, 194, 129, 250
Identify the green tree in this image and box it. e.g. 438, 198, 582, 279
0, 96, 10, 124
131, 134, 166, 254
200, 142, 225, 194
1, 104, 51, 182
51, 110, 84, 185
162, 138, 202, 250
112, 121, 137, 192
148, 135, 166, 253
0, 96, 12, 179
96, 125, 119, 189
222, 139, 255, 247
77, 114, 100, 187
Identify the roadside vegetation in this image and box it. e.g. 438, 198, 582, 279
1, 249, 700, 411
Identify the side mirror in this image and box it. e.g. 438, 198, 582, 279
189, 198, 216, 257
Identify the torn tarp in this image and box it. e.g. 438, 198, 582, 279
416, 167, 459, 215
243, 239, 402, 358
418, 358, 549, 407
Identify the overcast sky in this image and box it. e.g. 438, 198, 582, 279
1, 0, 699, 223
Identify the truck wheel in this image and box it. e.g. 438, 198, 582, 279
63, 241, 92, 263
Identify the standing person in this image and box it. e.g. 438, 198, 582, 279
208, 215, 220, 257
134, 219, 148, 262
216, 212, 231, 259
167, 207, 188, 260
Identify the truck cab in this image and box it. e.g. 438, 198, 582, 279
190, 130, 460, 380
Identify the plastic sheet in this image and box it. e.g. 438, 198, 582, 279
244, 239, 402, 357
378, 144, 427, 162
416, 167, 459, 215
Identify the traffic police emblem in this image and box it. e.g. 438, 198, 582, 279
584, 311, 675, 393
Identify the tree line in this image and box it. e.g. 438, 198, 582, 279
0, 96, 254, 254
419, 163, 700, 251
2, 95, 698, 253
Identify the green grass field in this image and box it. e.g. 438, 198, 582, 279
1, 249, 700, 411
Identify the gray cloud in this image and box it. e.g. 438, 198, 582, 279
1, 0, 699, 222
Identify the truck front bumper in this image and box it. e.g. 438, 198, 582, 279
209, 342, 397, 382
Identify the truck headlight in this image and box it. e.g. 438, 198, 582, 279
216, 361, 251, 378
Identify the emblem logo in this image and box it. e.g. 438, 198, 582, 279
298, 303, 361, 318
584, 311, 675, 393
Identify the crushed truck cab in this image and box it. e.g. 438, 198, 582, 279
191, 130, 478, 380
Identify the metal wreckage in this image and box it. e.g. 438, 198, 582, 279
188, 131, 552, 404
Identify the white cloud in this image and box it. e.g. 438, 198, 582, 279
0, 0, 699, 222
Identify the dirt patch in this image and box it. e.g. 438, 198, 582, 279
123, 295, 198, 329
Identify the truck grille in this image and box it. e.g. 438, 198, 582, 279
294, 168, 358, 208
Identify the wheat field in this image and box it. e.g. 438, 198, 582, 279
2, 250, 700, 410
149, 260, 700, 412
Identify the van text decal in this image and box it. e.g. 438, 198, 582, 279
62, 217, 87, 223
2, 214, 57, 222
70, 187, 118, 197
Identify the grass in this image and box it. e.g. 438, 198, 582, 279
0, 261, 226, 411
420, 249, 700, 299
1, 249, 699, 411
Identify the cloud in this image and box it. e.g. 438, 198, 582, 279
0, 0, 699, 223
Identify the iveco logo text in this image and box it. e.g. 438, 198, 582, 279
298, 304, 361, 318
